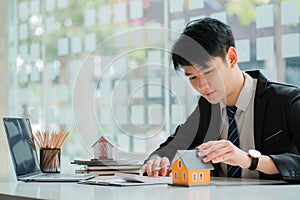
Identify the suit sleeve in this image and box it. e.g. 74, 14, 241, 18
269, 90, 300, 183
145, 103, 202, 162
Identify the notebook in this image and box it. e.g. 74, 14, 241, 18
3, 117, 95, 182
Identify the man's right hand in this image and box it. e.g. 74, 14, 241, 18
140, 157, 171, 177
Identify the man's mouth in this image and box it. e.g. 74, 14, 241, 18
204, 90, 216, 97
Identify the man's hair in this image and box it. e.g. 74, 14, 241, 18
171, 17, 235, 71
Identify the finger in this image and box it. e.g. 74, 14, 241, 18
160, 157, 170, 176
197, 141, 220, 156
204, 141, 237, 163
145, 160, 154, 176
140, 164, 146, 174
208, 148, 232, 163
198, 141, 215, 150
152, 158, 162, 177
198, 140, 230, 156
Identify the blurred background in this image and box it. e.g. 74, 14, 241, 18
0, 0, 299, 173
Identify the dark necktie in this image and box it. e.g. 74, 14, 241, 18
226, 106, 241, 178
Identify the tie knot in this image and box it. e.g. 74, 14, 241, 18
226, 106, 237, 119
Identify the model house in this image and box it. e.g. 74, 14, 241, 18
91, 136, 118, 160
170, 150, 214, 186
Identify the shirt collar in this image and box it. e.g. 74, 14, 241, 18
220, 72, 256, 112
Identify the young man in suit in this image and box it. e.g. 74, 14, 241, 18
141, 17, 300, 183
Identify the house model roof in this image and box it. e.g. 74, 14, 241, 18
91, 135, 119, 147
171, 150, 214, 170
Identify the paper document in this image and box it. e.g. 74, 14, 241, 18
82, 173, 172, 186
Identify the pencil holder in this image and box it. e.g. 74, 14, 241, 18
40, 148, 61, 173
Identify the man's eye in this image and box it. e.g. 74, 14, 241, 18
204, 69, 213, 75
189, 77, 196, 80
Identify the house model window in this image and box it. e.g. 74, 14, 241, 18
178, 161, 182, 168
199, 172, 203, 182
174, 172, 178, 180
192, 173, 197, 182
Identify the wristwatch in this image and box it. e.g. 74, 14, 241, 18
247, 149, 261, 170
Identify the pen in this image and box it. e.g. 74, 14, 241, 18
139, 166, 169, 176
153, 167, 163, 171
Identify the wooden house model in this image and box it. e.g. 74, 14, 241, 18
91, 136, 118, 160
170, 150, 214, 186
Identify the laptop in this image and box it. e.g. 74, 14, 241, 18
3, 117, 95, 182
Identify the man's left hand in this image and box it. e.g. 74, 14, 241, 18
196, 140, 251, 169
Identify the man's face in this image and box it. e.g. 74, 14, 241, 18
183, 57, 231, 104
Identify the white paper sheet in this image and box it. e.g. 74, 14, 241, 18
58, 37, 69, 56
84, 9, 96, 27
114, 3, 127, 22
236, 39, 250, 62
189, 0, 204, 10
281, 0, 299, 25
99, 6, 111, 25
256, 5, 274, 28
71, 36, 82, 54
19, 2, 28, 20
131, 105, 144, 125
256, 36, 274, 60
282, 33, 299, 58
85, 33, 96, 52
130, 0, 143, 19
30, 43, 40, 59
170, 0, 184, 13
30, 0, 40, 15
46, 16, 56, 33
45, 0, 55, 12
19, 23, 28, 40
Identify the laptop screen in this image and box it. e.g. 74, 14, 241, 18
3, 117, 40, 177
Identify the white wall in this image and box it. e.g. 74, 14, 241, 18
0, 0, 9, 174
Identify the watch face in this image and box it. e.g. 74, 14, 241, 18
248, 149, 261, 158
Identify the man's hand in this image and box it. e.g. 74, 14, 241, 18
197, 140, 250, 169
140, 157, 171, 177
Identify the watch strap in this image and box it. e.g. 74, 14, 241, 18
248, 157, 259, 170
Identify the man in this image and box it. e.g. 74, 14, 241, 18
141, 17, 300, 183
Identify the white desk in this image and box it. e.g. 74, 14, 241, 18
0, 173, 299, 200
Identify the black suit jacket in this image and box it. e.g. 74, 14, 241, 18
147, 70, 300, 183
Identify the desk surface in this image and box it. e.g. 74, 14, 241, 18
0, 173, 299, 200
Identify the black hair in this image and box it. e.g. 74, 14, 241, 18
171, 17, 235, 71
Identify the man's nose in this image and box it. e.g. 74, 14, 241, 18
196, 76, 208, 92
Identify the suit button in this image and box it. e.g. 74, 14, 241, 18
291, 171, 296, 177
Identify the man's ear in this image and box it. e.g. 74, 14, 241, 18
227, 47, 238, 67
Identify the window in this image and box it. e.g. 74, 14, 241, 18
6, 0, 300, 166
182, 172, 186, 181
192, 173, 197, 182
178, 161, 182, 168
174, 172, 178, 180
199, 172, 204, 182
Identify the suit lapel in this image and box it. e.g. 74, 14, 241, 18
246, 70, 268, 151
254, 94, 268, 151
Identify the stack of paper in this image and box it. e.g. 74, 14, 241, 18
72, 159, 143, 176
